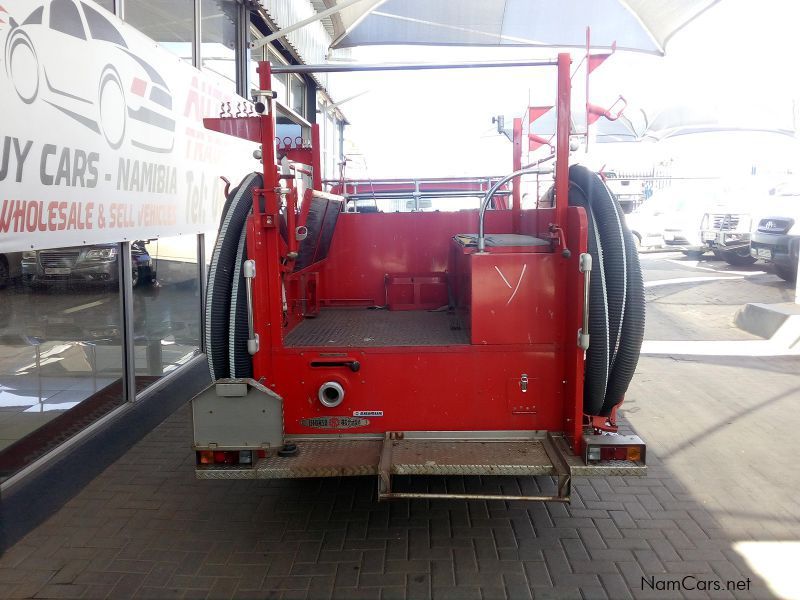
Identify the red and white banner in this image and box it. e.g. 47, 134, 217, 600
0, 0, 256, 251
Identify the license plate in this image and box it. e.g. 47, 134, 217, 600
44, 267, 71, 275
756, 248, 772, 260
702, 231, 716, 242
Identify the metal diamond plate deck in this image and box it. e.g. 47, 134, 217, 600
284, 309, 469, 347
389, 440, 555, 476
258, 440, 382, 478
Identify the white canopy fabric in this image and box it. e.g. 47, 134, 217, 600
328, 0, 721, 55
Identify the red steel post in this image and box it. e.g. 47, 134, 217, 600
249, 61, 284, 380
511, 117, 522, 233
555, 53, 571, 237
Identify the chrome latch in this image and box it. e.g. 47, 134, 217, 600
520, 374, 529, 393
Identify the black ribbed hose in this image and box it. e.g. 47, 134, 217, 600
566, 165, 645, 416
205, 172, 262, 380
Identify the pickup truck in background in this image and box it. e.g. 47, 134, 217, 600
750, 182, 800, 282
700, 210, 755, 265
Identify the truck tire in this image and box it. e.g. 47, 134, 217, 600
720, 247, 756, 266
775, 263, 797, 282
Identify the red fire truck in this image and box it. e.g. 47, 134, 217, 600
190, 52, 645, 502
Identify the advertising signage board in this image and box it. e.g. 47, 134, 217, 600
0, 0, 257, 252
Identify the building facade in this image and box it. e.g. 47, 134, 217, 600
0, 0, 345, 502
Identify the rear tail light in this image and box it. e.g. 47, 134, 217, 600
584, 435, 646, 465
197, 450, 259, 466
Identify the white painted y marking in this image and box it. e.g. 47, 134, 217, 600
495, 265, 528, 304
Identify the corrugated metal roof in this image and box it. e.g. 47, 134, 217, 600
309, 0, 338, 39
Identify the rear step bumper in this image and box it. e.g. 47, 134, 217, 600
195, 432, 645, 502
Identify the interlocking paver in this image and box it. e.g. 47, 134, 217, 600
3, 353, 797, 600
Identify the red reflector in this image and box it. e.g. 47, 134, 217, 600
257, 449, 267, 459
600, 447, 628, 461
213, 451, 226, 463
131, 77, 147, 97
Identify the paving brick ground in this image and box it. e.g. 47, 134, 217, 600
0, 364, 789, 600
2, 274, 799, 600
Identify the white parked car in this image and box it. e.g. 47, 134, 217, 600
645, 184, 710, 257
624, 202, 664, 249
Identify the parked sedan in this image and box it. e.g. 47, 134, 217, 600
645, 185, 710, 257
21, 241, 156, 288
624, 202, 664, 249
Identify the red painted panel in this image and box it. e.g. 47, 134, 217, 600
386, 273, 448, 310
317, 210, 520, 305
272, 346, 563, 434
469, 252, 559, 345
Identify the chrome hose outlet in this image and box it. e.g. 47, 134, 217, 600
318, 381, 344, 408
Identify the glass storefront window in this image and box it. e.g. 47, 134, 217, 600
0, 244, 124, 482
269, 51, 289, 106
201, 0, 238, 92
125, 0, 194, 62
133, 236, 201, 392
290, 75, 306, 117
327, 112, 336, 176
248, 30, 287, 104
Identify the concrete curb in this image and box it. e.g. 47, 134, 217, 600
735, 302, 800, 339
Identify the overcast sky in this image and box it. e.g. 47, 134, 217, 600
327, 0, 800, 178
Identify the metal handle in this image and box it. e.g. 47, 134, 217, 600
578, 253, 592, 350
243, 259, 259, 355
477, 165, 554, 252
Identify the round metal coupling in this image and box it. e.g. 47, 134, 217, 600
318, 382, 344, 408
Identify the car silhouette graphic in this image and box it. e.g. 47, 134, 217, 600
4, 0, 175, 153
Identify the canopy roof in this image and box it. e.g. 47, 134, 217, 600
328, 0, 720, 55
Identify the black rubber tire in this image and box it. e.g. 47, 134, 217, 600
683, 250, 705, 259
567, 165, 645, 416
0, 256, 9, 289
775, 263, 797, 283
720, 247, 757, 266
131, 263, 139, 289
205, 172, 262, 380
229, 225, 253, 378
